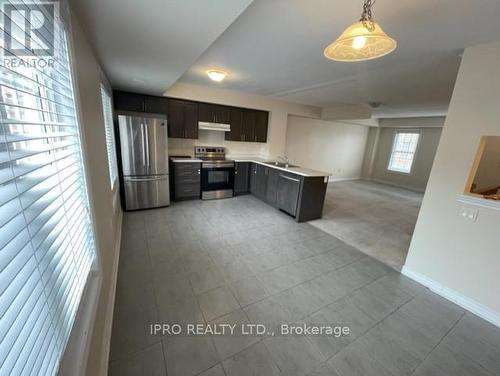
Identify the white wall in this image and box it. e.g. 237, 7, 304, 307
285, 116, 370, 180
361, 117, 444, 191
404, 42, 500, 324
472, 136, 500, 192
65, 7, 123, 376
366, 126, 443, 191
164, 83, 321, 158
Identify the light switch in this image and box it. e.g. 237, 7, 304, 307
459, 207, 479, 222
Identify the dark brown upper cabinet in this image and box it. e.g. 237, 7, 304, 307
225, 108, 243, 141
113, 90, 145, 112
184, 101, 199, 139
253, 110, 269, 142
113, 90, 169, 116
168, 99, 198, 139
144, 95, 168, 114
198, 103, 230, 124
113, 90, 267, 142
242, 110, 256, 142
225, 108, 268, 143
168, 99, 185, 138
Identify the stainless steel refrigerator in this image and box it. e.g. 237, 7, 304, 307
118, 114, 170, 210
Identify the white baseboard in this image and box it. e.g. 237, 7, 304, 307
329, 177, 361, 183
402, 266, 500, 328
363, 177, 426, 193
98, 210, 123, 375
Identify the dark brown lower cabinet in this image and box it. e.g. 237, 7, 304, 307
172, 162, 201, 200
248, 163, 327, 222
265, 167, 279, 206
234, 162, 250, 194
249, 163, 267, 200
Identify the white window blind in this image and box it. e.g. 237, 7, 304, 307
388, 131, 420, 174
100, 85, 118, 188
0, 2, 96, 376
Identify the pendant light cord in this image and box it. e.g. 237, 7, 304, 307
361, 0, 376, 31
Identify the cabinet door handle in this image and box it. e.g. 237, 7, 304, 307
280, 174, 300, 182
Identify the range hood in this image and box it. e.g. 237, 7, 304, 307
198, 121, 231, 132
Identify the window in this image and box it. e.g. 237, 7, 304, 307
100, 85, 118, 188
0, 3, 96, 376
388, 131, 420, 173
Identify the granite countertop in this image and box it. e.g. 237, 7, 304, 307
228, 156, 331, 178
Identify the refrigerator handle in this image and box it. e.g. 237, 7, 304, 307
144, 123, 150, 172
140, 122, 147, 171
124, 176, 167, 182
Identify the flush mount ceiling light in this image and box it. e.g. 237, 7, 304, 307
324, 0, 396, 62
206, 69, 228, 82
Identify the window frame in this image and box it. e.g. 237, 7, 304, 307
387, 129, 421, 175
100, 84, 119, 189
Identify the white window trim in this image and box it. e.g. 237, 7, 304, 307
387, 129, 421, 175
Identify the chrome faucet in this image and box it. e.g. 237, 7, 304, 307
276, 156, 290, 166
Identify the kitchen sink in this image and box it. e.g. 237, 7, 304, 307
263, 161, 297, 168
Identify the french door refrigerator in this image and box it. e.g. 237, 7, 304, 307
118, 114, 170, 210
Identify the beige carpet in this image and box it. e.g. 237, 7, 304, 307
310, 180, 423, 270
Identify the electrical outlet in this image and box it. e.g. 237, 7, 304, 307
459, 207, 479, 222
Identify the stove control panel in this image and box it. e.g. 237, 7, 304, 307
194, 146, 226, 160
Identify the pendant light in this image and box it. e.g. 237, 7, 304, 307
206, 69, 228, 82
324, 0, 396, 62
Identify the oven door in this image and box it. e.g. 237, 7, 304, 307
201, 162, 235, 199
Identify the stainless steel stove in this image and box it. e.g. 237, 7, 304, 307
195, 146, 235, 200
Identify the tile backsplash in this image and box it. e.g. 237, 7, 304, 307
168, 130, 266, 157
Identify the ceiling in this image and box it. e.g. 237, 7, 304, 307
179, 0, 500, 112
69, 0, 252, 94
72, 0, 500, 113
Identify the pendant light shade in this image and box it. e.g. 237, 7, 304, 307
324, 0, 397, 62
206, 69, 228, 82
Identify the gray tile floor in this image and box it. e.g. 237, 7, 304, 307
109, 195, 500, 376
312, 181, 423, 270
